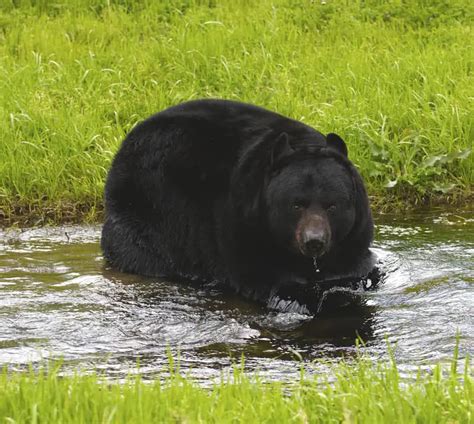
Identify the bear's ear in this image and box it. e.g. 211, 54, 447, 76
326, 133, 348, 157
271, 132, 294, 165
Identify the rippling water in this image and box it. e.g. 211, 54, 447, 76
0, 211, 473, 381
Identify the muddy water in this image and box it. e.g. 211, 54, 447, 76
0, 211, 472, 381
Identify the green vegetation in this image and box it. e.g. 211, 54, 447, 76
0, 0, 473, 224
403, 275, 450, 294
0, 354, 472, 423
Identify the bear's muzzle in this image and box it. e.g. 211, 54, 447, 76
296, 213, 331, 258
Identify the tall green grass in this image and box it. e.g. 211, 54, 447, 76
0, 0, 473, 223
0, 354, 472, 423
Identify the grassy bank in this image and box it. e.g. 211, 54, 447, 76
0, 0, 473, 224
0, 356, 472, 423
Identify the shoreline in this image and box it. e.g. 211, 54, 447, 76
0, 354, 471, 423
1, 192, 472, 227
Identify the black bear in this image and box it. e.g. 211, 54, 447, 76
101, 99, 377, 312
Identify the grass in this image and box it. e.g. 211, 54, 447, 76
0, 352, 472, 424
0, 0, 473, 224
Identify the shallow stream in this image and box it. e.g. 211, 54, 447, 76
0, 211, 472, 381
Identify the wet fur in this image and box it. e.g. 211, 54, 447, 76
101, 99, 375, 305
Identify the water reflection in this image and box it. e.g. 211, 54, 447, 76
0, 211, 472, 381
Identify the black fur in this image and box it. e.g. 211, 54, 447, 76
101, 99, 375, 309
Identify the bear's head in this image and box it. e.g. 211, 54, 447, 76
263, 132, 373, 267
231, 130, 373, 274
230, 130, 373, 272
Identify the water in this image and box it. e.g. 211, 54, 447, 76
0, 211, 473, 381
313, 257, 320, 273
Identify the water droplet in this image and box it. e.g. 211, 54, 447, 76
313, 257, 320, 273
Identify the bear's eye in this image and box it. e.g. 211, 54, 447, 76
293, 200, 307, 210
327, 204, 337, 212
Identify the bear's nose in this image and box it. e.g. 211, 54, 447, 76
302, 231, 327, 257
304, 238, 325, 256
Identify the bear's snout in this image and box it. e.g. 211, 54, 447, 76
303, 232, 326, 257
296, 214, 331, 258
